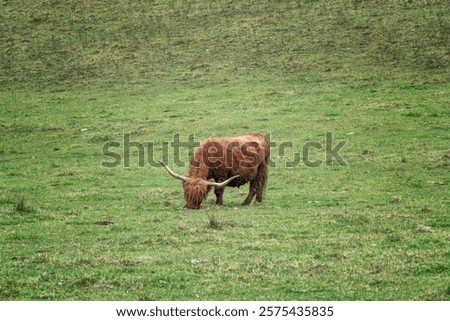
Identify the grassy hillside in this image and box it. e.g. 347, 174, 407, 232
1, 0, 449, 88
0, 0, 449, 300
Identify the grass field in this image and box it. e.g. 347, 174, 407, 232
0, 0, 449, 300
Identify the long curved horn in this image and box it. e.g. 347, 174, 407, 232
158, 161, 188, 182
206, 175, 240, 187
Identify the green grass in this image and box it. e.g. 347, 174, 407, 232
0, 0, 449, 300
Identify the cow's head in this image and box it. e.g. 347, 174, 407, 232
159, 161, 239, 209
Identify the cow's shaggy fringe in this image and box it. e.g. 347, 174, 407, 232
182, 179, 210, 209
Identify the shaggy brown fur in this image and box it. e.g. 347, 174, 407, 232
182, 178, 212, 209
183, 133, 270, 209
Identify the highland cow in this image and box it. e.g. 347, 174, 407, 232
159, 133, 270, 209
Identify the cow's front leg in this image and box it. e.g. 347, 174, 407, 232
214, 187, 224, 205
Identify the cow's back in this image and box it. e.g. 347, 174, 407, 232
189, 133, 269, 184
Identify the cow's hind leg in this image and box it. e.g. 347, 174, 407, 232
242, 181, 257, 206
214, 187, 224, 205
255, 178, 265, 203
255, 164, 267, 203
256, 188, 263, 203
244, 165, 267, 205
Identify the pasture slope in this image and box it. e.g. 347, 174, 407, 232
0, 0, 449, 300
